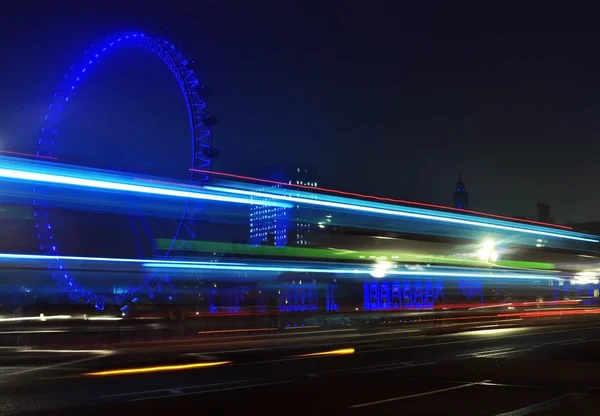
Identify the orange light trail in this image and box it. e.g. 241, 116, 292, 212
294, 348, 355, 357
84, 361, 231, 376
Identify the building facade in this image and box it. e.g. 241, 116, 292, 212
249, 165, 323, 247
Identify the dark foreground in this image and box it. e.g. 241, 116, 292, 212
3, 315, 600, 415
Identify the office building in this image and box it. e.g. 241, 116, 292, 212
249, 165, 323, 247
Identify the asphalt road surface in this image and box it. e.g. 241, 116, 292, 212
3, 317, 600, 415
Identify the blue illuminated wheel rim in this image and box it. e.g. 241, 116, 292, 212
34, 31, 212, 310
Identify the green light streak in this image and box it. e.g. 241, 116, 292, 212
154, 239, 555, 271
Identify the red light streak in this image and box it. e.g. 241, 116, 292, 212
498, 308, 600, 319
197, 328, 277, 335
0, 150, 57, 160
190, 168, 572, 230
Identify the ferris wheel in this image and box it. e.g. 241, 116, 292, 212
34, 31, 214, 310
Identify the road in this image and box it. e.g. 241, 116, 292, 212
3, 316, 600, 415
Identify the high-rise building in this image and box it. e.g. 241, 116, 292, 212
453, 175, 468, 209
249, 165, 323, 247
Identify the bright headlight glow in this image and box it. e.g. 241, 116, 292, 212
0, 167, 290, 208
573, 271, 600, 285
370, 260, 395, 278
477, 240, 499, 263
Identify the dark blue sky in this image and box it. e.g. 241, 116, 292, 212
2, 3, 600, 223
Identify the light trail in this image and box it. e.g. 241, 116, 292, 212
0, 252, 244, 266
204, 186, 598, 243
85, 361, 231, 376
143, 259, 564, 281
0, 150, 57, 160
190, 168, 572, 230
294, 348, 355, 357
0, 160, 593, 242
0, 252, 565, 281
0, 315, 71, 322
0, 161, 600, 243
0, 167, 290, 208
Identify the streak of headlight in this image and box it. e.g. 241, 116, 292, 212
191, 168, 573, 229
0, 252, 565, 282
0, 167, 290, 208
86, 317, 123, 321
142, 261, 563, 281
204, 186, 598, 243
19, 349, 113, 355
458, 328, 529, 336
294, 348, 355, 357
84, 361, 231, 376
0, 252, 243, 266
0, 315, 71, 322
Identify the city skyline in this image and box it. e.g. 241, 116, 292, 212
1, 4, 599, 225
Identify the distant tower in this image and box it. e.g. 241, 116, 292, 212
453, 174, 468, 209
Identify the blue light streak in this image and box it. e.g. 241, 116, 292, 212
0, 253, 244, 266
0, 253, 562, 281
204, 186, 599, 243
142, 261, 562, 281
0, 166, 290, 209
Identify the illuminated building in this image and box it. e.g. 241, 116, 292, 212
453, 175, 468, 209
249, 165, 323, 247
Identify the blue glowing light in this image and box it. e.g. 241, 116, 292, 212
0, 253, 244, 266
0, 253, 562, 281
205, 186, 598, 243
0, 165, 291, 208
33, 31, 215, 309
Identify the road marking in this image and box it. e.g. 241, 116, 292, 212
476, 348, 533, 357
561, 338, 600, 346
320, 361, 414, 374
349, 379, 490, 408
168, 389, 183, 394
100, 378, 263, 398
560, 338, 585, 345
355, 361, 436, 374
361, 325, 600, 355
4, 354, 105, 377
186, 354, 219, 361
305, 373, 319, 378
457, 348, 514, 357
129, 380, 292, 402
407, 378, 549, 390
541, 339, 578, 346
479, 381, 548, 389
494, 392, 586, 416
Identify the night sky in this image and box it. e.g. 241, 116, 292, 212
2, 3, 600, 224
